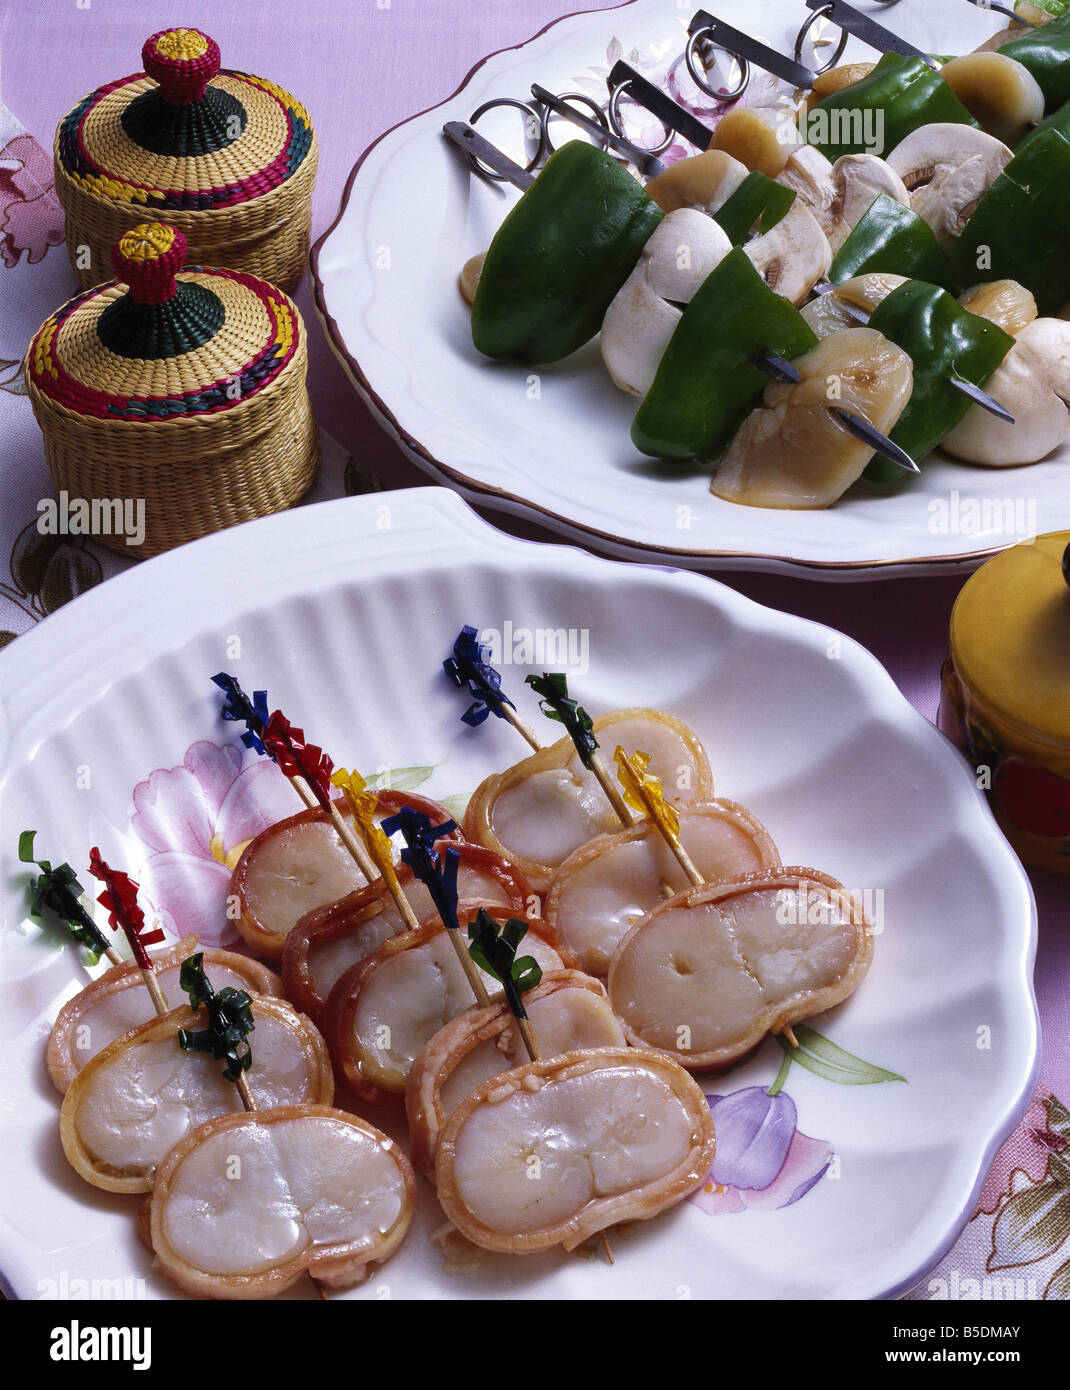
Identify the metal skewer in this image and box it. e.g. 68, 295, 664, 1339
530, 84, 669, 177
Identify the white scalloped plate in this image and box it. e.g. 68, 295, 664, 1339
312, 0, 1070, 578
0, 489, 1037, 1299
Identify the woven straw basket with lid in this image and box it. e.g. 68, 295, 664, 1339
55, 27, 317, 292
26, 223, 319, 558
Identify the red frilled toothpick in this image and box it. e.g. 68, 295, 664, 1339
259, 711, 379, 883
87, 849, 168, 1015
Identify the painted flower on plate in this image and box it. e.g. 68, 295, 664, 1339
130, 740, 294, 949
690, 1085, 833, 1215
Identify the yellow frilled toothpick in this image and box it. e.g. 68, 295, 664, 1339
330, 768, 421, 934
613, 747, 704, 888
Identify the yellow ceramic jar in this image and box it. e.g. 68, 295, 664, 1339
938, 531, 1070, 874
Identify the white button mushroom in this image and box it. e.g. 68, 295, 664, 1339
886, 124, 1014, 251
743, 201, 832, 306
601, 210, 732, 397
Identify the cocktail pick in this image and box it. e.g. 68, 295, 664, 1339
18, 831, 120, 966
467, 908, 543, 1062
444, 625, 540, 749
613, 748, 704, 887
212, 672, 269, 755
177, 952, 256, 1107
260, 711, 379, 883
331, 768, 420, 933
611, 749, 797, 1045
86, 849, 168, 1014
212, 673, 318, 812
525, 672, 633, 828
380, 807, 492, 1006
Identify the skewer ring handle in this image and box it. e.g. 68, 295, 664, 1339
467, 98, 545, 180
607, 78, 674, 155
793, 3, 849, 74
539, 91, 610, 155
684, 28, 750, 101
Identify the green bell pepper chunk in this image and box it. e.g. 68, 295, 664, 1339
1002, 12, 1070, 111
950, 128, 1070, 316
470, 140, 663, 366
829, 195, 959, 291
863, 280, 1014, 482
803, 52, 977, 163
631, 248, 818, 461
1016, 1, 1068, 17
713, 171, 795, 245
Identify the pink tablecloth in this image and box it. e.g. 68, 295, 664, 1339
0, 0, 1065, 1301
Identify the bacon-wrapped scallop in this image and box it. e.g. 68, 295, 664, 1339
607, 868, 874, 1071
545, 799, 779, 976
406, 969, 625, 1178
435, 1048, 716, 1254
464, 708, 713, 890
46, 936, 282, 1093
149, 1105, 416, 1298
60, 997, 333, 1193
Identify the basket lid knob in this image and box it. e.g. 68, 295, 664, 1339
142, 28, 221, 106
112, 224, 187, 304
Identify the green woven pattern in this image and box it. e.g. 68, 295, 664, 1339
96, 281, 225, 359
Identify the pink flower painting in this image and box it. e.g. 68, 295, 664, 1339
130, 740, 296, 949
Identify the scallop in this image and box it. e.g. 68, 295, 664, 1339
607, 868, 874, 1070
60, 997, 333, 1193
406, 970, 626, 1177
46, 936, 283, 1093
544, 799, 780, 975
710, 327, 914, 507
150, 1105, 415, 1298
231, 789, 461, 959
281, 844, 534, 1024
435, 1049, 716, 1253
324, 913, 563, 1102
464, 708, 713, 890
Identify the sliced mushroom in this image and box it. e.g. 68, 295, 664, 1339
711, 106, 799, 178
826, 155, 911, 252
607, 868, 874, 1071
644, 148, 749, 216
801, 273, 906, 339
406, 970, 626, 1178
46, 936, 282, 1093
943, 317, 1070, 466
545, 799, 779, 976
711, 326, 914, 508
150, 1106, 415, 1297
60, 997, 334, 1193
601, 210, 732, 395
959, 279, 1038, 336
744, 201, 832, 305
434, 1048, 717, 1253
939, 53, 1046, 147
775, 144, 836, 227
887, 124, 1013, 251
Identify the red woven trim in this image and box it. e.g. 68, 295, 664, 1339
29, 270, 301, 421
143, 31, 221, 106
